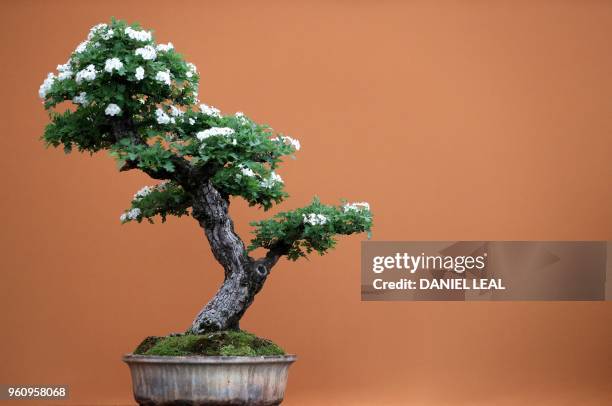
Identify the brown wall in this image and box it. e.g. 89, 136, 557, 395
1, 1, 611, 404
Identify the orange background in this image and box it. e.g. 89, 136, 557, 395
1, 1, 611, 405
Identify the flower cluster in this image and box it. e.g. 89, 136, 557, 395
38, 73, 56, 99
105, 103, 121, 116
155, 70, 171, 85
343, 202, 370, 212
186, 63, 197, 78
125, 26, 152, 42
134, 185, 153, 200
303, 213, 328, 226
75, 64, 97, 84
120, 207, 141, 222
88, 23, 110, 39
75, 41, 90, 54
104, 57, 123, 73
200, 104, 222, 118
133, 182, 168, 200
235, 112, 248, 125
100, 29, 114, 40
57, 62, 73, 80
196, 127, 235, 141
156, 42, 174, 52
156, 108, 174, 125
238, 164, 256, 178
169, 106, 183, 117
260, 172, 283, 189
135, 66, 145, 80
72, 92, 88, 105
135, 45, 157, 61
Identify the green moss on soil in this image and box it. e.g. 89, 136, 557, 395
134, 330, 285, 357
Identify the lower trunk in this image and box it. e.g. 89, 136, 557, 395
190, 261, 270, 333
188, 180, 274, 334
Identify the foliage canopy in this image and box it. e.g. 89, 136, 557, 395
40, 19, 372, 260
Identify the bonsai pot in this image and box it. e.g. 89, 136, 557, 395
123, 354, 297, 405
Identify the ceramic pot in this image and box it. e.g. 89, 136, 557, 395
123, 354, 296, 405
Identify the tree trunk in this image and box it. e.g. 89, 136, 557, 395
189, 181, 277, 333
190, 261, 270, 333
110, 119, 282, 333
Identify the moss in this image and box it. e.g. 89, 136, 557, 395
133, 330, 285, 357
134, 336, 161, 354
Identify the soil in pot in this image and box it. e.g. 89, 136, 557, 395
133, 330, 285, 357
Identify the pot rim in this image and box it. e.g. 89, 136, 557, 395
123, 353, 297, 364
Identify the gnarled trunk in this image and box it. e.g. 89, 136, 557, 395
189, 181, 279, 333
190, 260, 270, 333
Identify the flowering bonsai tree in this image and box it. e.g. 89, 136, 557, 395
39, 20, 372, 336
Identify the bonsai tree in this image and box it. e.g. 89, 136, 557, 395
39, 19, 372, 335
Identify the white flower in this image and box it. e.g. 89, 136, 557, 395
276, 136, 300, 151
87, 23, 108, 40
135, 45, 157, 61
133, 185, 153, 200
133, 182, 168, 201
260, 171, 283, 188
87, 23, 113, 40
75, 64, 97, 84
343, 202, 370, 212
125, 27, 152, 42
235, 111, 249, 124
156, 42, 174, 52
56, 62, 73, 80
128, 207, 141, 219
196, 127, 235, 141
271, 172, 283, 183
186, 62, 197, 78
38, 72, 56, 99
58, 72, 72, 80
135, 66, 145, 81
236, 164, 256, 178
57, 62, 71, 72
104, 57, 123, 73
169, 105, 183, 117
199, 103, 221, 118
72, 92, 88, 105
303, 213, 328, 226
75, 40, 90, 53
120, 207, 142, 222
101, 29, 114, 40
89, 23, 107, 34
155, 108, 174, 125
57, 72, 72, 80
155, 69, 171, 85
188, 118, 196, 125
105, 103, 121, 116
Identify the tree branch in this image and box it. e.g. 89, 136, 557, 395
257, 241, 292, 271
110, 118, 192, 185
